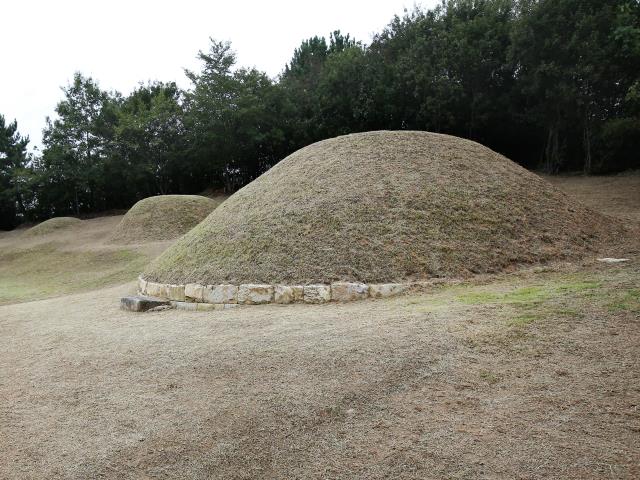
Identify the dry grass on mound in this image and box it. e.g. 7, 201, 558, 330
145, 131, 627, 286
109, 195, 223, 244
23, 217, 82, 237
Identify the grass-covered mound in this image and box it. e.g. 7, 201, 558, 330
24, 217, 82, 237
109, 195, 221, 244
144, 131, 624, 285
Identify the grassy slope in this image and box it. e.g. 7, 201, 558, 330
0, 216, 161, 305
546, 172, 640, 223
0, 245, 147, 305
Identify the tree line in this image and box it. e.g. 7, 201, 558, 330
1, 0, 639, 230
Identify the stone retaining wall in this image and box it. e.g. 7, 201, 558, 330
138, 277, 409, 308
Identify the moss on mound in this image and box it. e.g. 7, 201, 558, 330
144, 131, 624, 285
24, 217, 82, 237
109, 195, 221, 244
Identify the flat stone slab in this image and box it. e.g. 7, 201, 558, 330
597, 258, 630, 264
121, 295, 171, 312
274, 285, 295, 304
185, 283, 205, 302
172, 301, 240, 311
172, 301, 198, 311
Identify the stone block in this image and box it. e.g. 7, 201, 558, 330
303, 284, 331, 304
274, 285, 294, 304
203, 284, 238, 304
331, 282, 369, 302
196, 303, 217, 311
145, 282, 167, 298
172, 301, 198, 311
138, 276, 147, 295
120, 296, 170, 312
166, 284, 185, 302
238, 284, 274, 304
369, 283, 407, 298
185, 283, 205, 302
291, 286, 304, 302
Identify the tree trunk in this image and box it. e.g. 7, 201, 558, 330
583, 111, 592, 175
543, 124, 560, 173
15, 191, 26, 218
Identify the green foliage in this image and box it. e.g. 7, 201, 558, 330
3, 0, 639, 229
184, 39, 290, 191
0, 115, 30, 229
511, 0, 640, 172
114, 82, 187, 198
37, 73, 119, 216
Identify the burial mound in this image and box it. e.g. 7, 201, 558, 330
143, 131, 622, 286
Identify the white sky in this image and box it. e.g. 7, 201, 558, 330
2, 0, 436, 151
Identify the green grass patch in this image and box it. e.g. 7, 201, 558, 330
555, 280, 601, 292
453, 278, 598, 330
508, 313, 541, 327
507, 306, 583, 329
456, 280, 601, 306
457, 286, 551, 305
608, 289, 640, 313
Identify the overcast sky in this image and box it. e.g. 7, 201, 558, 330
2, 0, 437, 151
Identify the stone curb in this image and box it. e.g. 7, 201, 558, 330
137, 277, 409, 307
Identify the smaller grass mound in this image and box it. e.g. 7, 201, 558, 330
109, 195, 221, 244
24, 217, 82, 237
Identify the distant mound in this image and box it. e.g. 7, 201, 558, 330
144, 131, 624, 285
109, 195, 221, 244
25, 217, 82, 237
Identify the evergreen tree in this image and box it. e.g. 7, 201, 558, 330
40, 73, 118, 214
0, 115, 30, 229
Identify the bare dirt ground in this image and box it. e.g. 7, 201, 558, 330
0, 174, 639, 479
